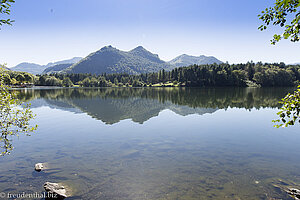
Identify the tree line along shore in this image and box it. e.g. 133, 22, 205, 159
2, 62, 300, 88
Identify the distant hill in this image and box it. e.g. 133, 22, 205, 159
43, 57, 82, 69
10, 63, 45, 75
168, 54, 223, 67
63, 46, 175, 75
11, 57, 82, 75
42, 63, 73, 74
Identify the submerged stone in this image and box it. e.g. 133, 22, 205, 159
35, 163, 44, 172
44, 182, 69, 199
285, 188, 300, 200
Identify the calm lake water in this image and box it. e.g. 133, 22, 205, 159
1, 87, 300, 199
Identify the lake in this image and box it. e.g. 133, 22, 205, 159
0, 87, 300, 199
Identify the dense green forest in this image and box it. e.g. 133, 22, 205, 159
2, 62, 299, 88
0, 69, 35, 85
34, 62, 300, 87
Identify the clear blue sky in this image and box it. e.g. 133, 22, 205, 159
1, 0, 299, 67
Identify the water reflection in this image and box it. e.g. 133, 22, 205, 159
15, 87, 293, 124
1, 87, 299, 199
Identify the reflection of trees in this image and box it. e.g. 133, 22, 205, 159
9, 87, 294, 124
9, 87, 295, 124
15, 87, 293, 110
11, 87, 294, 124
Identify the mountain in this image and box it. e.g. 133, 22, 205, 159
42, 63, 73, 74
129, 46, 164, 64
10, 47, 223, 75
63, 46, 175, 75
168, 54, 223, 67
11, 57, 82, 75
43, 57, 82, 68
10, 63, 45, 75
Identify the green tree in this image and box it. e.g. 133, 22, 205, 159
132, 80, 143, 87
23, 73, 33, 83
16, 73, 25, 83
45, 76, 62, 86
37, 75, 46, 85
62, 77, 74, 87
82, 77, 91, 87
258, 0, 300, 44
259, 0, 300, 126
113, 77, 119, 85
10, 77, 17, 85
0, 0, 15, 27
90, 77, 99, 87
0, 67, 37, 155
273, 86, 300, 127
1, 1, 37, 155
2, 73, 11, 85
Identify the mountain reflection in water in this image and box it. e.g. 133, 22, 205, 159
15, 87, 293, 124
1, 87, 300, 199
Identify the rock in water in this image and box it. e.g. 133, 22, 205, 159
44, 182, 69, 199
286, 188, 300, 200
35, 163, 44, 172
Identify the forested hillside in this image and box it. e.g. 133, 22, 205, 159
63, 46, 175, 75
35, 62, 300, 87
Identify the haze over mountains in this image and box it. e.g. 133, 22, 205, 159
10, 46, 223, 75
10, 57, 82, 75
42, 63, 73, 74
168, 54, 222, 67
11, 62, 45, 75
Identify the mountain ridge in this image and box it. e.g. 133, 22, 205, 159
10, 46, 223, 75
63, 45, 175, 75
44, 57, 82, 68
10, 57, 82, 75
42, 63, 73, 74
168, 54, 223, 67
10, 62, 45, 75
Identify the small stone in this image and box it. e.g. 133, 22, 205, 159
44, 182, 69, 199
35, 163, 44, 172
